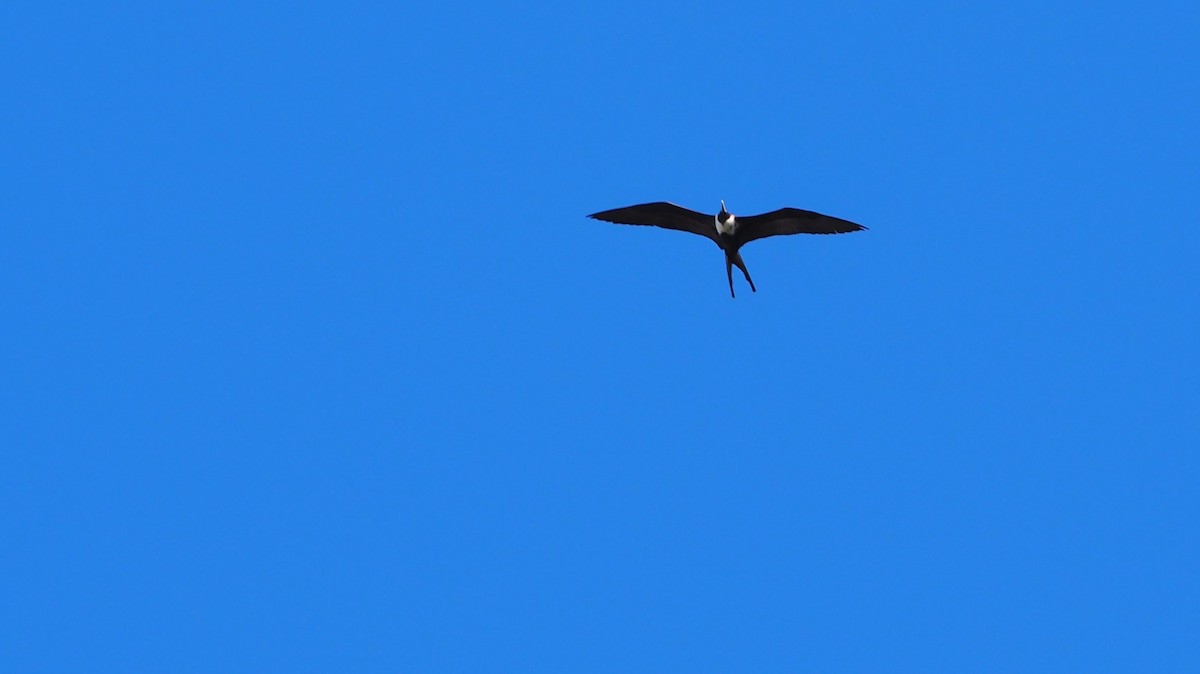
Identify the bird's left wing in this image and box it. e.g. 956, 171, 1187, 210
588, 202, 719, 244
734, 208, 866, 247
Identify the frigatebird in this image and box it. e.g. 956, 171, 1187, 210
588, 201, 866, 298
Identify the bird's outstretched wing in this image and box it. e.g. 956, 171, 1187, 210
734, 208, 866, 247
588, 202, 718, 244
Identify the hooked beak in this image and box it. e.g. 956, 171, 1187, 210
720, 199, 727, 215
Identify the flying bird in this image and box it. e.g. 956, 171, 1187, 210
588, 201, 866, 298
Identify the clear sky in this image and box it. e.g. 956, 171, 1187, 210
3, 1, 1198, 671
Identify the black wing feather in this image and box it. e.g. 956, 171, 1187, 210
734, 208, 866, 247
588, 202, 718, 244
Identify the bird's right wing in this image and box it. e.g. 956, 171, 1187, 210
588, 202, 719, 244
734, 208, 866, 247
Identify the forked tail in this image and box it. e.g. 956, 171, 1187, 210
724, 252, 756, 298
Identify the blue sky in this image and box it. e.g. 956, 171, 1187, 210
3, 1, 1197, 671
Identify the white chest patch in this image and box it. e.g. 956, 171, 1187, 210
715, 214, 737, 236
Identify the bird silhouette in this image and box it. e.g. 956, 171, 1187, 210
589, 201, 866, 297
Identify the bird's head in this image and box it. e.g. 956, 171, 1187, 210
718, 200, 731, 224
